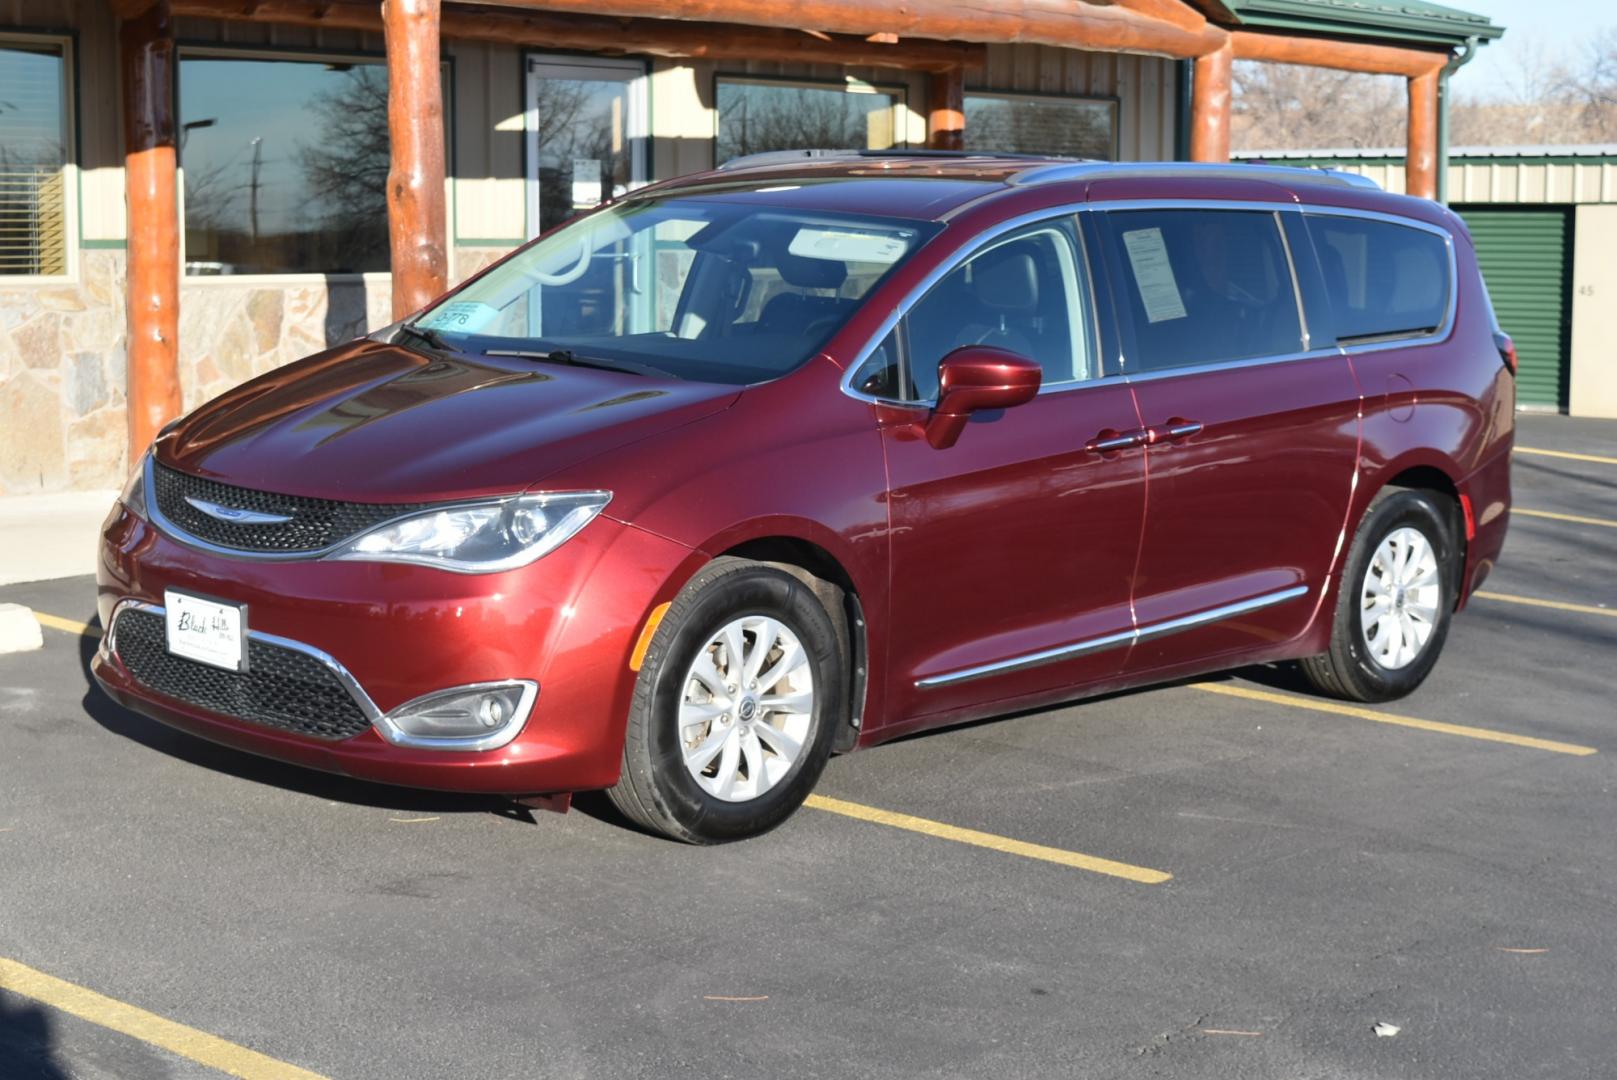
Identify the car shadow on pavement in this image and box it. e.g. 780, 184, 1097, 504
0, 995, 74, 1080
71, 618, 516, 819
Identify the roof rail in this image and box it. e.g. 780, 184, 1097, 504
715, 148, 1065, 171
1008, 161, 1383, 191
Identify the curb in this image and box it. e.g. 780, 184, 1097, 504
0, 603, 45, 654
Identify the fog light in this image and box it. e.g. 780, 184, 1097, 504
377, 680, 537, 751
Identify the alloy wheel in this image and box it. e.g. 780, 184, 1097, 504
677, 615, 814, 802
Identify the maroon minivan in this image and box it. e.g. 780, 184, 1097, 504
94, 152, 1514, 842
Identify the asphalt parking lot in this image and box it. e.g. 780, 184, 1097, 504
2, 413, 1614, 1080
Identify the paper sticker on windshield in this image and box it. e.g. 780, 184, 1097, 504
1121, 228, 1188, 323
788, 228, 908, 264
417, 301, 500, 334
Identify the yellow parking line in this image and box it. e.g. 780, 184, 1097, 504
803, 794, 1172, 884
1192, 683, 1596, 756
1514, 508, 1617, 530
34, 611, 100, 638
1474, 591, 1617, 620
1516, 446, 1617, 466
0, 957, 327, 1080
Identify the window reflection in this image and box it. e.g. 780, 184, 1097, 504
0, 41, 68, 276
716, 79, 904, 165
181, 55, 426, 275
964, 93, 1116, 161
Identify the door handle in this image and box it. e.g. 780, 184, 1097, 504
1145, 418, 1203, 444
1085, 428, 1147, 454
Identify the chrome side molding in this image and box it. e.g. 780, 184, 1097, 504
916, 585, 1309, 689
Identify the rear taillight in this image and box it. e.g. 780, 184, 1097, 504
1493, 331, 1517, 375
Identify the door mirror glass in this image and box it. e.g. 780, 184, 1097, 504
926, 346, 1042, 449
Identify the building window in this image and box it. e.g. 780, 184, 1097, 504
0, 38, 70, 277
964, 92, 1117, 161
179, 52, 406, 276
715, 77, 907, 166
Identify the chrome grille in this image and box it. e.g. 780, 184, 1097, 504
112, 608, 373, 741
151, 462, 419, 553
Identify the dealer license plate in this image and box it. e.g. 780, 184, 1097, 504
164, 590, 247, 672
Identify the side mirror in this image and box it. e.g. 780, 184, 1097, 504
925, 346, 1042, 449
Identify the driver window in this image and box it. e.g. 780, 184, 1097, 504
905, 219, 1091, 401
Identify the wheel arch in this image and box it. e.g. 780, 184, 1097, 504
1358, 454, 1469, 610
714, 535, 870, 753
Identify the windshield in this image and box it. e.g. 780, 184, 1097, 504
410, 195, 938, 384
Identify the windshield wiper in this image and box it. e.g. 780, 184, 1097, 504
484, 347, 671, 379
396, 322, 455, 354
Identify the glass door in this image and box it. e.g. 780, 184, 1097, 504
525, 56, 647, 240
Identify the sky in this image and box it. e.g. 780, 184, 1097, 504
1450, 0, 1614, 98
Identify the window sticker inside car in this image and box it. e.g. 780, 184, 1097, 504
1121, 227, 1188, 323
788, 227, 908, 264
418, 301, 501, 334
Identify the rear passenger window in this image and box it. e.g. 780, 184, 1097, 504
1305, 215, 1451, 344
1104, 209, 1304, 373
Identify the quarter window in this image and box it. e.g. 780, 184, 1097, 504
0, 39, 69, 277
1104, 209, 1304, 373
1305, 215, 1451, 344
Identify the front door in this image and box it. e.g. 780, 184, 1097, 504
874, 217, 1147, 728
1094, 206, 1361, 673
525, 56, 647, 239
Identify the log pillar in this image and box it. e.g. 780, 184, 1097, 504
1189, 41, 1233, 163
927, 67, 965, 151
1406, 69, 1439, 200
382, 0, 448, 320
120, 1, 182, 461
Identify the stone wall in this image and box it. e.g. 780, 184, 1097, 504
1, 251, 129, 495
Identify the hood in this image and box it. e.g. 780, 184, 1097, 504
158, 341, 741, 502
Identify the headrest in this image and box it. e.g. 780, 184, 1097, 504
776, 251, 848, 290
973, 252, 1040, 312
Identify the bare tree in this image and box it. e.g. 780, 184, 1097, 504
1232, 63, 1406, 152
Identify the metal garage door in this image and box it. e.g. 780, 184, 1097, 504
1456, 205, 1573, 410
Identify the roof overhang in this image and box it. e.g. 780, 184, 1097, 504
1185, 0, 1502, 48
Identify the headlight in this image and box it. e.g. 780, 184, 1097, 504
329, 491, 609, 573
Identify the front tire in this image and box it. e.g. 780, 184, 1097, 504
1300, 489, 1459, 703
608, 558, 844, 843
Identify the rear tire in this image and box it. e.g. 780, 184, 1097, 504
608, 557, 844, 843
1300, 489, 1458, 703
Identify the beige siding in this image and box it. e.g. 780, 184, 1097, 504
1569, 204, 1617, 419
450, 40, 525, 245
1331, 160, 1617, 204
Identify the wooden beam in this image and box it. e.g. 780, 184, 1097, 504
1406, 70, 1438, 200
120, 0, 182, 461
382, 0, 448, 320
468, 0, 1231, 60
1230, 29, 1448, 78
927, 68, 965, 151
1189, 40, 1231, 163
1093, 0, 1206, 34
168, 1, 985, 70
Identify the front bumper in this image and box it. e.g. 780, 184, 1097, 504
93, 502, 697, 794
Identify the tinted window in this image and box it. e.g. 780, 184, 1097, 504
964, 93, 1115, 160
1306, 214, 1451, 343
904, 221, 1092, 400
1105, 210, 1303, 373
